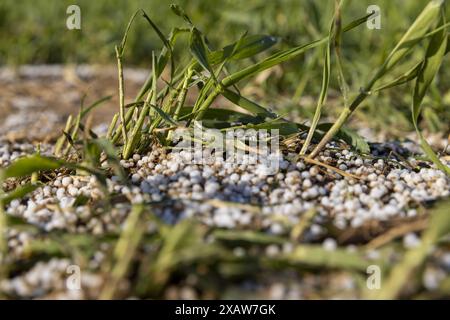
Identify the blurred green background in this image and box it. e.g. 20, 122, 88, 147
1, 0, 449, 134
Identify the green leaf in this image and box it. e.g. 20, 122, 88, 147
208, 35, 278, 65
178, 106, 261, 124
342, 12, 375, 32
229, 120, 303, 136
136, 28, 188, 102
300, 18, 332, 155
222, 89, 277, 119
336, 127, 371, 154
80, 95, 112, 120
0, 182, 42, 206
0, 155, 107, 191
333, 0, 350, 108
375, 0, 444, 79
0, 155, 63, 180
282, 245, 370, 271
141, 10, 172, 54
221, 11, 372, 88
92, 138, 128, 183
372, 61, 422, 92
73, 194, 90, 207
189, 27, 216, 82
412, 17, 449, 175
150, 104, 178, 126
117, 10, 140, 55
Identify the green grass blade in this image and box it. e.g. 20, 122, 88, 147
141, 10, 175, 81
282, 245, 370, 271
300, 21, 332, 155
189, 27, 217, 83
92, 138, 128, 184
372, 62, 422, 92
222, 89, 277, 119
208, 35, 278, 65
412, 17, 449, 175
170, 3, 193, 25
221, 11, 372, 89
336, 126, 370, 154
342, 12, 374, 32
310, 1, 445, 158
118, 10, 140, 55
333, 0, 350, 108
0, 182, 42, 206
222, 38, 326, 88
54, 114, 73, 156
149, 104, 178, 127
375, 0, 444, 80
0, 155, 63, 180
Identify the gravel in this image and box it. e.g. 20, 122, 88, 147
1, 132, 449, 299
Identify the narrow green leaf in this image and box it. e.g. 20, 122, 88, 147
221, 11, 372, 89
376, 0, 444, 78
283, 245, 370, 271
213, 230, 286, 245
222, 38, 325, 87
209, 35, 278, 65
141, 10, 172, 55
0, 155, 63, 180
222, 89, 277, 119
372, 62, 421, 92
92, 138, 128, 183
412, 17, 449, 175
342, 12, 375, 32
169, 4, 193, 25
333, 0, 350, 108
301, 19, 332, 155
336, 127, 370, 154
189, 28, 216, 82
0, 182, 42, 206
118, 10, 140, 55
150, 104, 178, 126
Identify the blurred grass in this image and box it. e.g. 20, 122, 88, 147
1, 0, 449, 134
